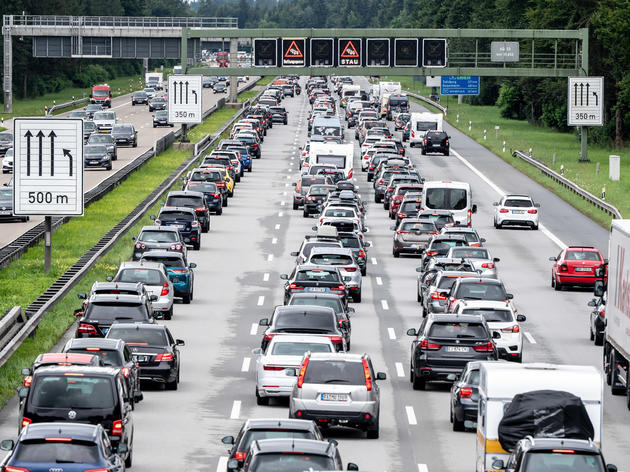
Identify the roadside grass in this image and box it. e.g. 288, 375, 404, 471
255, 76, 274, 86
0, 84, 255, 407
385, 75, 630, 227
238, 89, 258, 103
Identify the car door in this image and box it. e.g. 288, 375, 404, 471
123, 345, 139, 392
116, 375, 133, 448
101, 429, 124, 472
166, 327, 180, 370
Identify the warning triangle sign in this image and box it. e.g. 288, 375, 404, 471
284, 40, 304, 58
341, 40, 359, 58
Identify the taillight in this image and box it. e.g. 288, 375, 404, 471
528, 209, 538, 214
155, 352, 174, 362
195, 206, 207, 212
6, 467, 31, 472
445, 139, 449, 145
264, 334, 275, 342
426, 250, 437, 256
212, 193, 221, 198
234, 452, 247, 461
263, 365, 294, 371
170, 243, 183, 251
419, 339, 441, 350
160, 282, 169, 296
499, 208, 509, 213
134, 242, 146, 250
501, 325, 520, 333
396, 230, 409, 235
481, 263, 495, 269
343, 266, 357, 273
412, 131, 415, 138
560, 264, 568, 272
331, 285, 346, 291
358, 249, 366, 258
329, 336, 343, 344
112, 419, 123, 436
289, 283, 304, 290
21, 417, 32, 429
348, 169, 353, 179
77, 323, 98, 334
459, 387, 473, 399
217, 182, 226, 187
362, 358, 373, 391
378, 180, 383, 185
297, 356, 310, 388
387, 188, 394, 193
23, 375, 33, 387
473, 342, 495, 352
398, 213, 407, 219
121, 367, 130, 377
430, 292, 447, 300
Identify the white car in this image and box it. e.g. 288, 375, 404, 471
252, 335, 336, 405
92, 111, 117, 133
143, 87, 157, 99
2, 148, 13, 174
493, 194, 540, 230
452, 300, 526, 362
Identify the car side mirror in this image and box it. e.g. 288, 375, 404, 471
548, 256, 557, 261
292, 182, 297, 186
17, 386, 28, 399
117, 443, 129, 454
406, 328, 418, 337
506, 293, 514, 300
0, 440, 14, 451
492, 202, 499, 206
348, 307, 355, 313
327, 439, 338, 446
290, 252, 298, 257
364, 241, 371, 247
376, 372, 387, 381
227, 459, 239, 470
415, 267, 423, 273
446, 373, 460, 381
133, 391, 144, 402
587, 299, 596, 307
77, 293, 87, 300
259, 318, 269, 326
222, 435, 235, 445
280, 274, 289, 280
251, 348, 263, 356
347, 463, 359, 471
389, 225, 395, 230
106, 276, 113, 282
285, 368, 297, 377
607, 464, 618, 472
492, 459, 505, 470
150, 295, 158, 302
534, 203, 541, 208
516, 314, 527, 322
493, 257, 500, 262
472, 204, 477, 213
176, 339, 185, 346
21, 368, 31, 376
150, 215, 156, 220
480, 238, 486, 243
189, 263, 197, 269
594, 280, 605, 297
341, 321, 350, 330
492, 331, 501, 339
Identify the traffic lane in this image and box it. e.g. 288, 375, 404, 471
0, 79, 257, 248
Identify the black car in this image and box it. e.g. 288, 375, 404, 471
132, 91, 149, 105
132, 225, 186, 261
0, 187, 28, 222
153, 207, 201, 250
184, 181, 223, 215
419, 234, 470, 269
423, 131, 450, 156
303, 184, 336, 217
0, 132, 13, 156
75, 293, 154, 338
63, 337, 141, 405
88, 133, 118, 160
84, 144, 112, 170
259, 305, 347, 352
111, 124, 138, 147
202, 154, 239, 183
106, 323, 184, 390
280, 264, 349, 308
406, 313, 498, 390
148, 96, 167, 111
164, 190, 211, 233
269, 106, 288, 124
153, 110, 173, 127
184, 168, 230, 205
21, 353, 103, 386
234, 134, 261, 159
449, 361, 482, 431
83, 120, 97, 142
214, 83, 227, 93
221, 418, 324, 472
17, 366, 138, 466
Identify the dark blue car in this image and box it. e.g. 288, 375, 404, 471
226, 145, 253, 173
185, 181, 223, 215
153, 207, 201, 251
0, 422, 126, 472
140, 250, 196, 304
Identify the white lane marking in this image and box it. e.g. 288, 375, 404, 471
230, 400, 241, 419
217, 456, 228, 472
267, 254, 274, 262
241, 357, 251, 372
257, 295, 265, 306
272, 237, 278, 245
286, 175, 291, 179
250, 323, 258, 335
282, 191, 287, 196
406, 406, 418, 425
371, 257, 378, 265
275, 224, 281, 230
367, 240, 373, 246
280, 201, 286, 206
381, 300, 389, 310
418, 464, 429, 472
375, 277, 383, 286
263, 272, 270, 282
278, 212, 284, 217
450, 148, 567, 249
395, 362, 405, 377
388, 327, 396, 340
524, 332, 537, 344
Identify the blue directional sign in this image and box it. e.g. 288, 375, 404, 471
440, 76, 480, 95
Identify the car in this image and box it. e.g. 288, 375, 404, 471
406, 313, 498, 390
221, 419, 325, 472
88, 133, 118, 160
84, 103, 104, 119
225, 144, 253, 173
62, 338, 141, 402
153, 206, 202, 250
75, 292, 154, 337
148, 96, 167, 111
392, 218, 438, 258
214, 82, 227, 93
111, 124, 138, 147
259, 305, 347, 352
449, 361, 483, 432
440, 226, 486, 247
112, 261, 175, 319
493, 194, 540, 230
394, 112, 411, 131
290, 235, 343, 265
92, 111, 116, 133
164, 190, 211, 233
417, 209, 456, 230
84, 144, 112, 170
421, 270, 478, 316
445, 277, 514, 313
303, 184, 336, 217
452, 300, 527, 362
131, 225, 187, 261
0, 186, 28, 222
198, 165, 234, 197
184, 181, 223, 215
419, 234, 470, 270
588, 294, 606, 345
83, 120, 97, 142
422, 130, 450, 155
337, 231, 370, 276
202, 153, 239, 183
202, 77, 214, 88
68, 110, 88, 121
235, 133, 261, 159
105, 323, 184, 390
0, 423, 127, 471
252, 335, 337, 404
132, 90, 149, 105
21, 353, 103, 387
550, 246, 605, 291
143, 87, 156, 98
415, 258, 478, 305
402, 120, 411, 141
183, 168, 230, 205
389, 184, 424, 219
305, 247, 362, 302
140, 250, 196, 304
0, 132, 12, 157
288, 352, 386, 439
153, 110, 174, 127
77, 281, 155, 310
281, 265, 349, 306
269, 106, 288, 124
17, 366, 137, 466
446, 246, 500, 278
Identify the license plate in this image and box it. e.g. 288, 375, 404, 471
0, 211, 11, 215
575, 267, 592, 272
308, 287, 326, 292
512, 210, 525, 214
175, 224, 185, 229
135, 355, 149, 362
89, 161, 99, 164
446, 346, 469, 353
321, 393, 348, 401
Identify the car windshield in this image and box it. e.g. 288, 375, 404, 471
450, 248, 489, 259
85, 302, 147, 321
462, 308, 513, 322
249, 453, 335, 472
166, 196, 203, 208
155, 111, 168, 118
0, 188, 12, 199
159, 211, 194, 221
295, 270, 339, 282
275, 311, 335, 331
303, 360, 365, 385
456, 283, 506, 300
92, 89, 109, 97
138, 230, 178, 243
428, 322, 487, 339
106, 327, 167, 346
31, 375, 114, 408
14, 440, 99, 463
85, 145, 107, 154
524, 451, 605, 472
89, 135, 111, 143
271, 342, 332, 355
237, 430, 315, 453
504, 199, 533, 207
425, 188, 468, 211
141, 256, 185, 267
84, 122, 96, 130
117, 268, 164, 285
134, 92, 147, 97
114, 126, 133, 133
289, 297, 343, 314
565, 250, 601, 261
0, 133, 13, 142
66, 348, 122, 367
309, 254, 353, 265
152, 98, 166, 103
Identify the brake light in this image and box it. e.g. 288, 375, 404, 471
358, 249, 366, 258
481, 263, 495, 269
398, 213, 407, 219
528, 209, 538, 214
112, 419, 123, 436
329, 336, 343, 344
446, 139, 449, 145
501, 325, 520, 333
5, 467, 30, 472
307, 196, 316, 201
473, 342, 495, 352
160, 282, 169, 296
331, 285, 346, 291
396, 230, 409, 235
21, 417, 31, 429
45, 437, 72, 442
552, 449, 575, 454
78, 323, 98, 334
560, 264, 568, 272
289, 284, 304, 290
419, 339, 441, 350
263, 365, 295, 371
297, 356, 310, 388
499, 208, 509, 213
24, 375, 33, 387
195, 206, 207, 212
362, 358, 373, 391
430, 292, 447, 300
121, 367, 130, 377
459, 387, 473, 399
378, 180, 383, 185
212, 193, 221, 198
234, 452, 247, 461
170, 243, 183, 251
217, 182, 225, 187
411, 131, 415, 138
426, 251, 437, 256
348, 169, 353, 179
171, 269, 189, 274
344, 267, 357, 272
134, 242, 146, 250
155, 352, 174, 362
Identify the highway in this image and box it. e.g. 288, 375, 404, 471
0, 77, 257, 248
0, 77, 627, 472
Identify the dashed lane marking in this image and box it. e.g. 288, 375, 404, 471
230, 400, 241, 419
388, 328, 396, 340
250, 323, 258, 335
524, 332, 537, 344
376, 277, 383, 286
381, 300, 389, 310
263, 273, 270, 282
395, 362, 405, 377
257, 295, 265, 306
406, 406, 418, 425
241, 357, 250, 372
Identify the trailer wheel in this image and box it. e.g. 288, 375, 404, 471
611, 350, 626, 396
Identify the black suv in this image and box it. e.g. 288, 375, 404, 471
17, 365, 138, 467
423, 131, 450, 156
406, 313, 498, 390
303, 184, 336, 217
164, 190, 211, 233
75, 293, 154, 338
153, 207, 201, 251
449, 360, 482, 432
269, 106, 288, 124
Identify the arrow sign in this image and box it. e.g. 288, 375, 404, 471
168, 75, 202, 125
185, 81, 189, 105
36, 130, 45, 177
179, 82, 183, 105
172, 81, 177, 104
191, 90, 198, 104
24, 130, 32, 176
592, 91, 598, 106
579, 83, 584, 106
574, 83, 578, 106
567, 77, 604, 127
63, 148, 73, 177
49, 130, 56, 176
586, 83, 590, 106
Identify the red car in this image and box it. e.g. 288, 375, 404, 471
549, 246, 605, 291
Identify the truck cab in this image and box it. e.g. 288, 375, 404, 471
90, 84, 112, 108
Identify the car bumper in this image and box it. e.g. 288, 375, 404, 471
290, 402, 378, 428
84, 158, 110, 168
494, 336, 523, 361
179, 231, 201, 245
154, 121, 170, 126
293, 194, 305, 206
115, 138, 135, 145
496, 214, 538, 226
152, 298, 173, 313
138, 363, 177, 383
557, 274, 597, 285
414, 356, 496, 379
453, 400, 478, 423
257, 378, 296, 398
172, 280, 191, 296
394, 240, 427, 254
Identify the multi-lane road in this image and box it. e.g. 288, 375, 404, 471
0, 76, 627, 472
0, 77, 257, 248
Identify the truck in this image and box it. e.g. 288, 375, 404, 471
377, 81, 401, 115
602, 219, 630, 405
173, 65, 183, 75
409, 112, 443, 148
145, 72, 163, 90
476, 362, 603, 472
90, 84, 112, 108
340, 84, 361, 108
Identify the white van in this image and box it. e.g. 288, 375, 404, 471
308, 142, 354, 179
173, 65, 183, 75
476, 363, 602, 472
410, 112, 443, 148
422, 180, 476, 226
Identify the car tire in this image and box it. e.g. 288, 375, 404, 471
554, 277, 562, 291
133, 141, 137, 148
393, 248, 400, 258
124, 446, 133, 467
452, 409, 465, 432
611, 350, 626, 395
170, 124, 174, 127
411, 368, 426, 391
165, 373, 179, 390
366, 417, 380, 439
445, 150, 450, 156
193, 242, 201, 251
164, 307, 173, 320
532, 224, 539, 230
417, 291, 422, 303
182, 293, 191, 304
303, 209, 309, 218
256, 389, 269, 406
375, 195, 381, 203
228, 190, 234, 197
421, 148, 427, 155
589, 324, 595, 341
293, 201, 299, 210
361, 267, 367, 276
22, 216, 29, 222
353, 291, 362, 303
594, 329, 604, 346
153, 124, 157, 128
216, 207, 223, 215
384, 201, 389, 210
105, 164, 112, 171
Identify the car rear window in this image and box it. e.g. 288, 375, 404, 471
191, 171, 222, 182
339, 236, 360, 248
295, 270, 339, 282
117, 268, 165, 285
14, 440, 99, 462
138, 230, 177, 243
303, 360, 366, 385
85, 302, 147, 321
309, 186, 334, 196
238, 430, 315, 454
106, 327, 168, 346
249, 453, 335, 472
66, 348, 122, 367
456, 283, 507, 300
159, 211, 194, 221
425, 188, 468, 211
450, 248, 489, 259
141, 255, 184, 267
323, 209, 355, 218
309, 254, 353, 265
462, 308, 513, 322
275, 312, 335, 330
565, 250, 601, 261
271, 342, 332, 355
289, 297, 343, 314
301, 242, 340, 258
401, 222, 436, 232
401, 201, 422, 212
31, 375, 114, 408
186, 182, 218, 193
166, 196, 203, 208
504, 199, 532, 207
428, 322, 487, 339
447, 232, 479, 243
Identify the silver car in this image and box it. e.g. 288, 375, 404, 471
306, 247, 363, 302
446, 246, 500, 278
288, 352, 386, 438
112, 261, 175, 319
252, 335, 336, 404
88, 133, 117, 160
93, 111, 117, 133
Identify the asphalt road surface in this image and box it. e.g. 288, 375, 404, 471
0, 77, 627, 472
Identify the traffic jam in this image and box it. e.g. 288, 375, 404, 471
0, 73, 626, 472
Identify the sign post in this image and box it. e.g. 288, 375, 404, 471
168, 74, 202, 142
13, 118, 84, 272
567, 77, 604, 162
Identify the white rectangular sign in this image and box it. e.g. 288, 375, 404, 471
168, 75, 202, 124
568, 77, 604, 126
426, 76, 441, 87
13, 118, 84, 216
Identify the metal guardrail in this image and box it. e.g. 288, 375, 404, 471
47, 97, 89, 115
405, 91, 447, 114
0, 307, 26, 353
512, 150, 623, 219
4, 15, 238, 29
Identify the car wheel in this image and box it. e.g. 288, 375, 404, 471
22, 216, 29, 222
133, 141, 137, 148
216, 207, 223, 215
452, 410, 465, 432
384, 201, 389, 210
293, 201, 299, 210
444, 150, 450, 156
361, 267, 366, 277
106, 164, 112, 171
353, 291, 362, 303
153, 124, 157, 128
132, 102, 135, 106
594, 329, 604, 346
256, 389, 269, 406
228, 190, 234, 197
421, 148, 427, 155
417, 290, 422, 303
366, 416, 379, 439
554, 277, 562, 291
164, 307, 173, 320
170, 124, 174, 127
374, 195, 381, 203
532, 224, 539, 230
165, 374, 178, 390
393, 248, 400, 258
302, 209, 309, 218
124, 446, 133, 467
611, 350, 626, 395
589, 323, 595, 341
182, 293, 191, 304
193, 242, 201, 251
